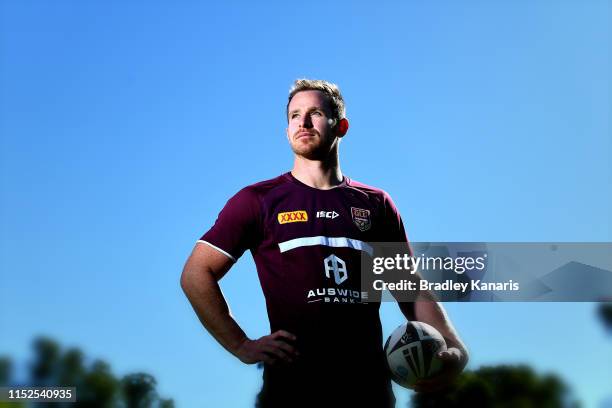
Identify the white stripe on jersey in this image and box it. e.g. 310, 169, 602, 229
196, 240, 237, 262
278, 236, 374, 257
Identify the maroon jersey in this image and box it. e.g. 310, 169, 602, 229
200, 172, 408, 406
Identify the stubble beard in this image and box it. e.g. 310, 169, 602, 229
290, 133, 336, 161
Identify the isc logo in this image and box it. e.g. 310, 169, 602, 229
316, 211, 339, 219
277, 210, 308, 224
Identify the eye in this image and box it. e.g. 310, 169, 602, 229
311, 111, 322, 116
291, 113, 300, 119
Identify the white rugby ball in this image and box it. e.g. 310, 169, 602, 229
384, 321, 447, 389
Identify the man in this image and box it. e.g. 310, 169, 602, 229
181, 79, 468, 407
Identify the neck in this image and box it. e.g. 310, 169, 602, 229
291, 149, 343, 190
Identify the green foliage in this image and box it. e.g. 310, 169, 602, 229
121, 373, 158, 408
0, 357, 24, 407
58, 348, 86, 388
0, 402, 25, 408
3, 337, 173, 408
598, 303, 612, 331
0, 357, 12, 386
411, 365, 579, 408
159, 399, 175, 408
78, 360, 119, 408
30, 337, 61, 385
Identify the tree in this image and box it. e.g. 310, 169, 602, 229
121, 373, 158, 408
30, 337, 61, 385
597, 303, 612, 407
159, 399, 175, 408
0, 357, 11, 386
79, 360, 119, 408
5, 337, 174, 407
411, 365, 579, 408
58, 348, 86, 388
598, 303, 612, 332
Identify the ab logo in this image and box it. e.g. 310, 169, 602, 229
324, 254, 347, 285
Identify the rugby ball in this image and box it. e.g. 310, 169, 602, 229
384, 321, 447, 389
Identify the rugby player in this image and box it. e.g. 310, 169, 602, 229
181, 79, 468, 407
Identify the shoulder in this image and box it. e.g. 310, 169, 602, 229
345, 177, 402, 219
237, 173, 290, 199
227, 173, 291, 208
345, 177, 394, 203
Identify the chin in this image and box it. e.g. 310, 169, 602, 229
290, 135, 337, 159
291, 145, 329, 160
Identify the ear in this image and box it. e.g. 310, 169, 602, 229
336, 118, 349, 137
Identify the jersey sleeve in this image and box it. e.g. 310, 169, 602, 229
381, 191, 413, 254
198, 187, 262, 262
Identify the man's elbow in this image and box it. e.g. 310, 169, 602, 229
180, 261, 202, 294
180, 259, 216, 294
180, 265, 192, 293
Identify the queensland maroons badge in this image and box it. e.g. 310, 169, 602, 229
351, 207, 371, 231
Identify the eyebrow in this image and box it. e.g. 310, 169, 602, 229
288, 107, 325, 116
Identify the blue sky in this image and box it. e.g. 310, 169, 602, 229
1, 1, 610, 407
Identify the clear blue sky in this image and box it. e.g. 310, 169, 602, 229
1, 1, 610, 407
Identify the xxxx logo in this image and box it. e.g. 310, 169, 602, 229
277, 210, 308, 224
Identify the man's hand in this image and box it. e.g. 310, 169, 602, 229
413, 347, 465, 393
235, 330, 299, 365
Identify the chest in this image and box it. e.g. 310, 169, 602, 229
261, 190, 384, 245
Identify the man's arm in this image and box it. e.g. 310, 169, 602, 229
180, 243, 298, 365
397, 294, 469, 392
381, 191, 468, 390
398, 293, 468, 354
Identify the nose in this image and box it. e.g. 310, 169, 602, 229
299, 113, 313, 128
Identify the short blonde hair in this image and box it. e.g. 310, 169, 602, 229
286, 79, 346, 124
